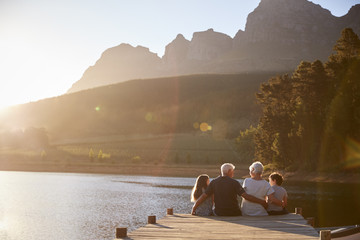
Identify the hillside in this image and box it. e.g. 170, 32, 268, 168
68, 0, 360, 92
0, 72, 280, 142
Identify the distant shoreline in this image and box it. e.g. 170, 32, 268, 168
1, 162, 359, 184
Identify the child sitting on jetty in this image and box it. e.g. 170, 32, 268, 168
191, 174, 213, 216
267, 172, 288, 215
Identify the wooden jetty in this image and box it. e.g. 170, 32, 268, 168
115, 208, 330, 240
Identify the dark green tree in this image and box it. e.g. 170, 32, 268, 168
251, 28, 360, 171
255, 74, 296, 167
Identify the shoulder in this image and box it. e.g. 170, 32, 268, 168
208, 176, 221, 186
228, 177, 241, 184
262, 179, 271, 186
257, 179, 270, 187
280, 186, 287, 192
243, 178, 252, 183
211, 176, 221, 183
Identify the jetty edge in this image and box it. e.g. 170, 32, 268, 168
114, 207, 333, 240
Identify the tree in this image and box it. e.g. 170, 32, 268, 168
23, 127, 49, 149
41, 150, 47, 160
320, 28, 360, 169
332, 28, 360, 60
254, 74, 296, 167
98, 149, 103, 160
89, 148, 94, 161
236, 125, 257, 162
251, 28, 360, 171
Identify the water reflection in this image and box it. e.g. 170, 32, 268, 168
0, 172, 358, 240
0, 172, 194, 240
284, 181, 360, 227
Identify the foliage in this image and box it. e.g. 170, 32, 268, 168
97, 149, 103, 159
236, 125, 258, 163
40, 150, 47, 160
89, 148, 94, 160
252, 28, 360, 171
55, 134, 242, 165
0, 127, 49, 149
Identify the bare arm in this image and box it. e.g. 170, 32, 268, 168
191, 193, 208, 215
267, 193, 283, 206
241, 192, 268, 209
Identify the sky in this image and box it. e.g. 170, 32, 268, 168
0, 0, 359, 110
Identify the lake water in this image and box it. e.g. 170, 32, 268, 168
0, 171, 359, 240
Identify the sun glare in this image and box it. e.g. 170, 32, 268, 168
0, 220, 7, 230
0, 92, 31, 112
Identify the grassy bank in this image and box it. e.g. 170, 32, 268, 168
0, 133, 249, 178
1, 133, 359, 183
1, 156, 359, 183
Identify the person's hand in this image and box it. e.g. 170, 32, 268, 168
191, 207, 196, 215
281, 201, 286, 208
261, 201, 268, 209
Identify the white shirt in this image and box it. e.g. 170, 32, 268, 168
241, 178, 274, 216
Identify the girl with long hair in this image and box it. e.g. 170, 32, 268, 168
191, 174, 213, 216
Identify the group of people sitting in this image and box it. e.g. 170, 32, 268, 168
191, 162, 288, 216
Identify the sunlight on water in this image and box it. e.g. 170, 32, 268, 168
0, 171, 358, 240
0, 221, 6, 230
0, 172, 194, 240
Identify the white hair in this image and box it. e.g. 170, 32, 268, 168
249, 161, 264, 174
221, 163, 235, 176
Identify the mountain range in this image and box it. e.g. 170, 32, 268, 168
68, 0, 360, 93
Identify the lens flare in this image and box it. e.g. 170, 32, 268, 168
200, 122, 209, 132
145, 112, 153, 122
95, 106, 100, 111
193, 122, 199, 129
344, 138, 360, 169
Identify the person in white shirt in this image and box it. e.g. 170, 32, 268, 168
241, 161, 282, 216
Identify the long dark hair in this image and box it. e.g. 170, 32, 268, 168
191, 174, 209, 202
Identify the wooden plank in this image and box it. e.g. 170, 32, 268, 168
126, 213, 319, 240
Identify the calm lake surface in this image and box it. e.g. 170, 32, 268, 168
0, 171, 359, 240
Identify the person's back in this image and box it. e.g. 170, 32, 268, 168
267, 172, 288, 215
191, 174, 213, 216
191, 163, 267, 216
241, 178, 273, 216
267, 185, 287, 212
205, 175, 243, 216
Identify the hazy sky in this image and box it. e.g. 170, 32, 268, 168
0, 0, 359, 109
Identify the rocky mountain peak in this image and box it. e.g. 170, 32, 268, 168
187, 28, 232, 61
234, 0, 339, 62
68, 43, 162, 93
163, 34, 190, 66
68, 0, 360, 93
341, 4, 360, 35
